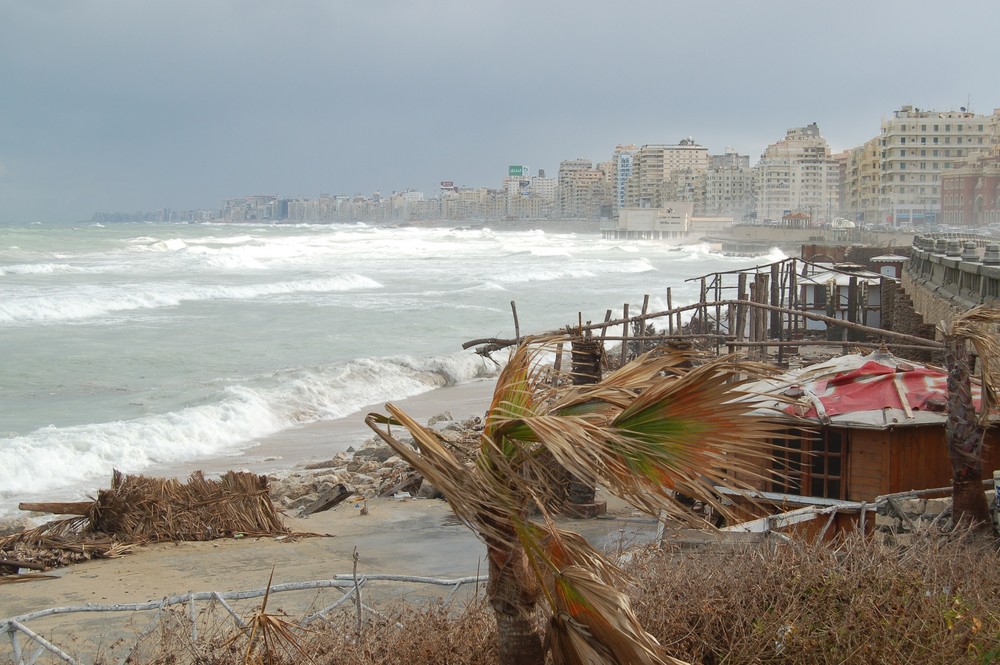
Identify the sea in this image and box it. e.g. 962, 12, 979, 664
0, 220, 784, 518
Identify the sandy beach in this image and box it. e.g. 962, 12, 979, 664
1, 378, 660, 661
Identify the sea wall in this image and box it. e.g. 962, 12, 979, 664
904, 237, 1000, 331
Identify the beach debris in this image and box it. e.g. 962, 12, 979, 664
2, 470, 292, 578
298, 482, 352, 517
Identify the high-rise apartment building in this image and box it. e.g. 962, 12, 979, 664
612, 145, 639, 213
842, 138, 882, 223
626, 139, 708, 208
558, 158, 604, 219
704, 148, 753, 219
754, 123, 839, 223
874, 105, 992, 226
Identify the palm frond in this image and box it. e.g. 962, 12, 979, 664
549, 565, 688, 665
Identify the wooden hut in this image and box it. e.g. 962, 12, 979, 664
726, 350, 998, 528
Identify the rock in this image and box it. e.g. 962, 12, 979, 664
923, 498, 948, 517
0, 517, 33, 537
354, 444, 395, 463
417, 480, 443, 500
901, 498, 926, 516
427, 412, 453, 426
563, 501, 607, 519
352, 474, 375, 486
875, 513, 900, 530
287, 492, 319, 512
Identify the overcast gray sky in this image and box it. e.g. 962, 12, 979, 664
2, 0, 998, 223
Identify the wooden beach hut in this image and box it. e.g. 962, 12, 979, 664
722, 349, 999, 534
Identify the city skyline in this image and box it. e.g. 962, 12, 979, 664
3, 0, 1000, 223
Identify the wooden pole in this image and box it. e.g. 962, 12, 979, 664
620, 303, 630, 366
639, 294, 650, 355
510, 300, 521, 344
599, 309, 612, 347
769, 263, 781, 338
666, 288, 674, 334
736, 272, 747, 343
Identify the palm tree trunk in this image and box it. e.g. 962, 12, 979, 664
487, 541, 545, 665
944, 337, 991, 527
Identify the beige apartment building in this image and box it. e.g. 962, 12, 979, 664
558, 158, 610, 219
842, 138, 882, 224
625, 139, 708, 208
754, 123, 839, 224
870, 105, 993, 226
704, 149, 753, 219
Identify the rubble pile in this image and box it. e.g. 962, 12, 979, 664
269, 412, 485, 515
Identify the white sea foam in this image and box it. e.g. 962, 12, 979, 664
0, 274, 383, 324
0, 351, 498, 508
0, 263, 86, 275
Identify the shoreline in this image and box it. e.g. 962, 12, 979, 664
163, 378, 499, 482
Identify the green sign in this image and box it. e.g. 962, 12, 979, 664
508, 165, 524, 177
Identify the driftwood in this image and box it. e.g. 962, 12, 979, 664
300, 483, 352, 516
17, 502, 92, 516
0, 557, 46, 571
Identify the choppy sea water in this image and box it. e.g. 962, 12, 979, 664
0, 220, 783, 517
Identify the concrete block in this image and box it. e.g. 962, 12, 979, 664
923, 498, 948, 517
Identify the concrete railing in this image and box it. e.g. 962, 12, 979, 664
906, 235, 1000, 309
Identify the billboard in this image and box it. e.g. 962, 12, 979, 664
440, 181, 454, 188
508, 165, 524, 177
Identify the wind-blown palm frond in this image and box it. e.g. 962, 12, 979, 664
366, 338, 786, 665
549, 566, 687, 665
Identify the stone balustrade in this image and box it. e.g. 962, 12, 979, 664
906, 235, 1000, 312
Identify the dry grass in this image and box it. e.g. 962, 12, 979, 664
104, 530, 1000, 664
631, 529, 1000, 665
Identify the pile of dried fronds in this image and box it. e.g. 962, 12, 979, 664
2, 470, 288, 577
91, 469, 287, 541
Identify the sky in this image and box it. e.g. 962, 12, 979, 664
2, 1, 1000, 223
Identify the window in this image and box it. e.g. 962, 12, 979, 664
770, 429, 847, 499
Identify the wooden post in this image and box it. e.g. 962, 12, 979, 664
510, 300, 520, 344
789, 260, 799, 342
727, 303, 736, 355
714, 278, 722, 356
699, 278, 707, 335
847, 276, 859, 342
666, 288, 674, 335
599, 309, 612, 348
736, 272, 748, 343
553, 342, 564, 373
566, 337, 605, 517
769, 263, 780, 338
620, 303, 630, 367
639, 294, 649, 355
